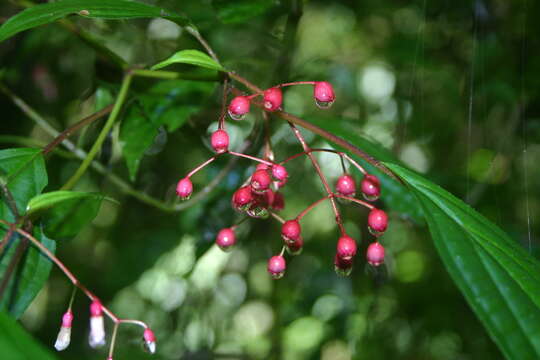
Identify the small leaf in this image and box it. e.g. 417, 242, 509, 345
151, 49, 225, 72
0, 310, 58, 359
212, 0, 275, 24
0, 0, 191, 43
0, 226, 55, 319
26, 190, 116, 215
386, 162, 540, 359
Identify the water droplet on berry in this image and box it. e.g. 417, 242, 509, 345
334, 265, 353, 277
315, 99, 334, 109
228, 110, 246, 121
368, 226, 384, 237
362, 193, 379, 201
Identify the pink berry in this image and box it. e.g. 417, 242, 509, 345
232, 186, 253, 211
250, 169, 271, 194
281, 220, 301, 245
176, 178, 193, 200
334, 254, 353, 276
271, 164, 288, 182
336, 235, 357, 261
216, 228, 236, 251
286, 236, 303, 256
366, 242, 385, 266
313, 81, 335, 108
361, 174, 381, 201
211, 129, 229, 153
256, 163, 270, 171
90, 299, 102, 317
368, 209, 388, 236
143, 328, 156, 354
272, 192, 285, 211
264, 189, 275, 207
228, 96, 250, 120
336, 174, 356, 197
263, 87, 282, 112
267, 255, 286, 279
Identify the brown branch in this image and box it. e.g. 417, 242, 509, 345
42, 104, 114, 155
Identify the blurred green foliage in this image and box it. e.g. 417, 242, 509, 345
1, 0, 539, 359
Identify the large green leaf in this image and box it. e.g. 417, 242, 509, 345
121, 80, 215, 181
151, 49, 225, 72
0, 0, 190, 43
0, 310, 58, 359
0, 148, 47, 220
0, 226, 55, 319
307, 118, 424, 223
386, 162, 540, 359
212, 0, 274, 24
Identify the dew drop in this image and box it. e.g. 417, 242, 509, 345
334, 265, 353, 277
362, 193, 379, 201
286, 245, 303, 256
228, 110, 246, 121
218, 244, 235, 253
271, 271, 284, 279
315, 99, 334, 109
368, 226, 384, 237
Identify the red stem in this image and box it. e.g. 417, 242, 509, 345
0, 220, 148, 328
334, 194, 375, 210
187, 155, 220, 178
228, 151, 274, 166
296, 195, 331, 220
280, 148, 367, 174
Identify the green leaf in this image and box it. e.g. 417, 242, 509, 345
121, 80, 215, 180
34, 192, 106, 239
26, 190, 116, 215
307, 118, 424, 223
386, 162, 540, 359
0, 310, 58, 359
151, 49, 225, 72
0, 0, 190, 43
0, 226, 55, 319
212, 0, 274, 24
0, 148, 47, 220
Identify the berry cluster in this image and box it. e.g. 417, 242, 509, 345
176, 81, 389, 279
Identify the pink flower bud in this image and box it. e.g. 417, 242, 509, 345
250, 169, 271, 194
263, 87, 283, 112
54, 310, 73, 351
267, 255, 286, 279
143, 328, 157, 354
367, 242, 385, 266
89, 300, 105, 348
271, 164, 288, 182
176, 178, 193, 200
216, 228, 236, 252
281, 220, 301, 245
313, 81, 335, 109
361, 174, 381, 201
336, 174, 356, 197
368, 209, 388, 236
336, 235, 357, 261
228, 96, 250, 120
211, 129, 229, 154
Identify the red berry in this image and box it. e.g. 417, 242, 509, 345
336, 235, 357, 261
263, 87, 282, 112
271, 164, 288, 182
272, 192, 285, 211
143, 328, 156, 354
368, 209, 388, 236
228, 96, 250, 120
264, 188, 275, 207
232, 186, 253, 211
250, 169, 271, 194
361, 174, 381, 201
281, 220, 301, 245
61, 310, 73, 327
267, 255, 286, 279
211, 129, 229, 153
286, 236, 303, 256
336, 174, 356, 197
216, 228, 236, 251
176, 178, 193, 200
313, 81, 335, 108
256, 163, 270, 171
367, 242, 385, 266
334, 254, 353, 276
